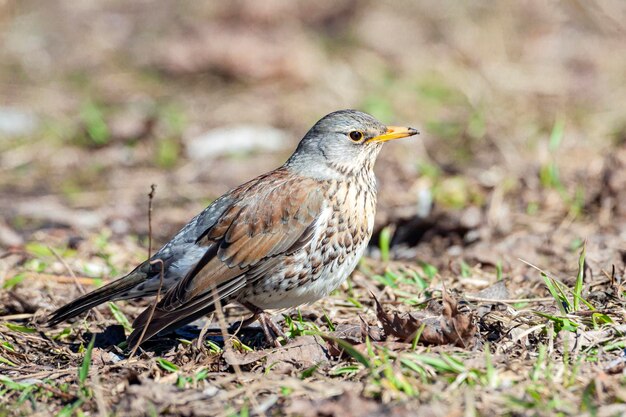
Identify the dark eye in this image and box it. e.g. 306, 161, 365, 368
349, 131, 363, 142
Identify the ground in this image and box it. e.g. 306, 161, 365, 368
1, 1, 626, 416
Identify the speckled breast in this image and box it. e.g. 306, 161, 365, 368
240, 175, 377, 310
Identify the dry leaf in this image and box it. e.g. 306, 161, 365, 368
223, 335, 330, 369
374, 291, 476, 348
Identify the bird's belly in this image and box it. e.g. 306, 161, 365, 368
241, 185, 375, 311
242, 242, 367, 310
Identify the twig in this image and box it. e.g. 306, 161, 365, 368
510, 323, 547, 344
211, 286, 266, 417
128, 184, 162, 360
518, 258, 558, 280
464, 295, 555, 304
228, 314, 248, 337
0, 248, 28, 259
128, 263, 165, 361
0, 313, 33, 321
48, 245, 106, 322
36, 383, 76, 401
196, 313, 215, 350
31, 272, 100, 286
47, 246, 86, 294
14, 368, 77, 381
148, 184, 157, 258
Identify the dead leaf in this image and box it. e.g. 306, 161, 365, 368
114, 378, 218, 417
223, 335, 330, 370
440, 290, 477, 347
473, 280, 510, 300
374, 291, 477, 348
470, 280, 511, 317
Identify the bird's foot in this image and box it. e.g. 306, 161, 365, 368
241, 302, 286, 347
257, 312, 285, 348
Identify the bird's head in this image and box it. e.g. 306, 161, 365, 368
286, 109, 418, 179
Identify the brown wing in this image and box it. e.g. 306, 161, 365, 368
127, 169, 326, 347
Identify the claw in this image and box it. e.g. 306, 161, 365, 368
242, 301, 286, 347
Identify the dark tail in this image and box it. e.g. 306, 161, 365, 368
126, 277, 245, 349
126, 303, 218, 349
47, 267, 149, 326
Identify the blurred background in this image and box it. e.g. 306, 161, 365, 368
0, 0, 625, 275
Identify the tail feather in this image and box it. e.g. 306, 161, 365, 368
126, 277, 246, 349
126, 303, 218, 349
46, 268, 148, 326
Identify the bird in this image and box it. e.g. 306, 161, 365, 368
47, 109, 418, 349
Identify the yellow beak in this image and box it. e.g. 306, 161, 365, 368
368, 126, 419, 143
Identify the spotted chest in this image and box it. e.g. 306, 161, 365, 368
240, 175, 377, 310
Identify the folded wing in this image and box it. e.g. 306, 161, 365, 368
127, 170, 326, 347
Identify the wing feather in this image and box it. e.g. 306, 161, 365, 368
127, 170, 328, 347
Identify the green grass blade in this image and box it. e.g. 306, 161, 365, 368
549, 117, 565, 152
5, 323, 37, 333
573, 241, 586, 311
379, 226, 392, 263
55, 399, 84, 417
553, 280, 572, 312
541, 273, 569, 314
108, 302, 133, 332
156, 358, 179, 373
411, 323, 426, 351
409, 354, 458, 373
320, 334, 371, 368
0, 355, 17, 367
321, 308, 335, 332
79, 335, 95, 386
3, 273, 26, 290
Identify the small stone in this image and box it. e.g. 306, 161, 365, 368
0, 107, 38, 137
460, 206, 483, 229
202, 385, 219, 397
185, 125, 288, 159
415, 184, 433, 218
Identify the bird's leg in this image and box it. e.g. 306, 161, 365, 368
257, 314, 283, 348
242, 302, 285, 348
265, 315, 286, 340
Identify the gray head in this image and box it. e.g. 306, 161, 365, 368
286, 109, 418, 179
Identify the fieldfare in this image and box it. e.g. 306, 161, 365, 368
47, 109, 418, 348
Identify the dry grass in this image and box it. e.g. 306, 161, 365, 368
1, 232, 625, 416
1, 1, 626, 416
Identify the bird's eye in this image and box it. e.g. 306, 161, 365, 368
349, 131, 363, 142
